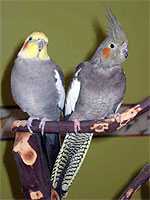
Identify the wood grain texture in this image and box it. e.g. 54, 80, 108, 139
118, 164, 150, 200
13, 132, 54, 199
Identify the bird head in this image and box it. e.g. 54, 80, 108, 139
95, 8, 128, 67
18, 32, 49, 60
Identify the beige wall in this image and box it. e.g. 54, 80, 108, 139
0, 1, 149, 199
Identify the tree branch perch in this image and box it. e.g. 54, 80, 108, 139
118, 164, 150, 200
12, 132, 52, 199
12, 97, 150, 134
11, 97, 150, 200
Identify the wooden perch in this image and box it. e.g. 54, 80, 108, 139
12, 132, 59, 200
118, 163, 150, 200
12, 97, 150, 134
12, 97, 149, 200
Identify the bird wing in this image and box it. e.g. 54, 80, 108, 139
51, 64, 84, 188
44, 64, 65, 174
54, 67, 65, 112
65, 63, 84, 118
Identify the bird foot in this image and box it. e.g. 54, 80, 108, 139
73, 117, 81, 135
114, 113, 121, 123
39, 117, 48, 135
27, 117, 39, 134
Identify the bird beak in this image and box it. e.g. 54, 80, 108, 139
37, 39, 45, 52
121, 43, 128, 59
122, 48, 128, 58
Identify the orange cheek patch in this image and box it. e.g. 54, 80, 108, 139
23, 41, 28, 50
102, 47, 110, 59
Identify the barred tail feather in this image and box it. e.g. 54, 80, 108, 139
51, 132, 93, 197
51, 133, 70, 188
61, 132, 93, 197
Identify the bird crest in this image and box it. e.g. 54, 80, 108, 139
105, 7, 128, 44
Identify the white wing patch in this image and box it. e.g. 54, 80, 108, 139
54, 69, 65, 110
65, 68, 81, 116
115, 100, 122, 113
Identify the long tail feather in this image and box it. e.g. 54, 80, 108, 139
51, 132, 93, 197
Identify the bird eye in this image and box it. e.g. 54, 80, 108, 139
28, 36, 33, 41
109, 43, 117, 50
110, 43, 115, 48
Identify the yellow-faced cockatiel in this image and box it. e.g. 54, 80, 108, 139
11, 32, 65, 174
51, 8, 128, 197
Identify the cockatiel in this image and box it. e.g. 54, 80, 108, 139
51, 8, 128, 197
11, 32, 65, 173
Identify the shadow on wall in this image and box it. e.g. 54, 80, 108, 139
2, 41, 26, 199
113, 164, 150, 200
65, 17, 107, 90
140, 181, 150, 199
1, 41, 28, 139
2, 41, 23, 106
85, 17, 107, 61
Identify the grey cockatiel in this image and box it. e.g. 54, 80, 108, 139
51, 8, 128, 197
11, 32, 65, 174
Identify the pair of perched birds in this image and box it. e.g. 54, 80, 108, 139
11, 8, 128, 198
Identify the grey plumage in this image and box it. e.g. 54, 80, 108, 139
11, 58, 64, 120
11, 32, 65, 174
51, 7, 128, 198
70, 63, 126, 120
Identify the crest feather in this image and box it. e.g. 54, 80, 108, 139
105, 7, 128, 43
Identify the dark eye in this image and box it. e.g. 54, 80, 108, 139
28, 36, 33, 41
110, 43, 115, 48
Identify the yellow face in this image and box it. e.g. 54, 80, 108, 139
19, 32, 49, 60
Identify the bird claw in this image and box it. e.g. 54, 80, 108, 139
73, 117, 81, 135
39, 117, 48, 135
114, 113, 121, 123
27, 117, 39, 134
